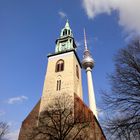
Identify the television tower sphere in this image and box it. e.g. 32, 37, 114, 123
82, 51, 94, 69
81, 29, 94, 70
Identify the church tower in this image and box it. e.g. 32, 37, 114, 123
18, 20, 106, 140
39, 20, 83, 112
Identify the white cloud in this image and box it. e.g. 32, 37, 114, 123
58, 11, 67, 18
82, 0, 140, 35
6, 96, 28, 104
5, 129, 19, 140
0, 110, 5, 116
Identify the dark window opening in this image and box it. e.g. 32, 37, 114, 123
63, 29, 67, 36
56, 80, 61, 91
76, 65, 79, 79
60, 40, 67, 43
55, 60, 64, 72
61, 63, 64, 71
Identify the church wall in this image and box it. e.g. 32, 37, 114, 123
18, 100, 41, 140
74, 94, 106, 140
39, 51, 83, 113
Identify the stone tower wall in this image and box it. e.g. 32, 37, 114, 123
18, 100, 41, 140
39, 51, 83, 113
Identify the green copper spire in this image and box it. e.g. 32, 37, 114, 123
55, 20, 76, 53
60, 19, 73, 38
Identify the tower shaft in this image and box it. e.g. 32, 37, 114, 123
82, 29, 98, 119
39, 51, 83, 113
86, 67, 98, 118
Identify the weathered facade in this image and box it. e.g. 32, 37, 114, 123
18, 21, 106, 140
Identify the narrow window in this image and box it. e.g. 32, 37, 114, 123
61, 63, 64, 71
68, 30, 70, 35
59, 80, 61, 90
57, 64, 60, 72
65, 30, 67, 35
55, 60, 64, 72
63, 29, 67, 36
56, 80, 61, 91
76, 65, 79, 79
56, 80, 59, 91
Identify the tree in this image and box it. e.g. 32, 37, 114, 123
0, 122, 9, 140
102, 39, 140, 140
28, 94, 90, 140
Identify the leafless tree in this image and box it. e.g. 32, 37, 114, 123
102, 39, 140, 140
28, 94, 90, 140
0, 121, 9, 140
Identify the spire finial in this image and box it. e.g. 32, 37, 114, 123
65, 19, 70, 29
84, 28, 88, 51
66, 19, 69, 23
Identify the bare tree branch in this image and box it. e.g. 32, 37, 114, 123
102, 39, 140, 140
0, 121, 9, 140
28, 94, 90, 140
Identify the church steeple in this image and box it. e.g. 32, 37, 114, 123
55, 20, 76, 53
60, 19, 73, 38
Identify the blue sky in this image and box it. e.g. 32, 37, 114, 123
0, 0, 140, 139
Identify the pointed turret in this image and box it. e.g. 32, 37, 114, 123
60, 19, 73, 38
65, 19, 70, 29
82, 29, 98, 119
55, 20, 76, 53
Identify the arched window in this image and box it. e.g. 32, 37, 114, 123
68, 30, 70, 35
55, 59, 64, 72
63, 29, 67, 36
56, 80, 61, 91
76, 65, 79, 79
